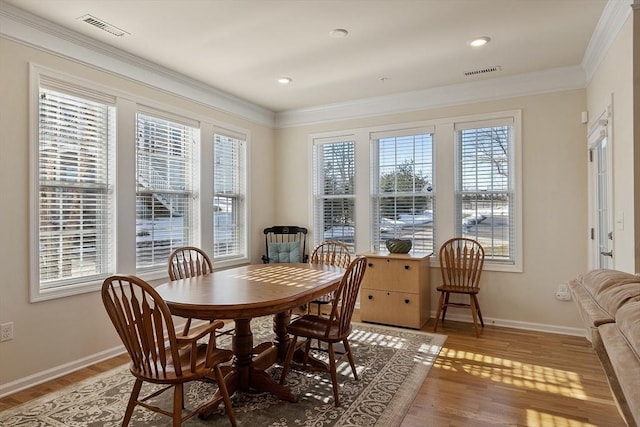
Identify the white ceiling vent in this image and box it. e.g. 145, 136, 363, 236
78, 14, 129, 37
464, 65, 502, 77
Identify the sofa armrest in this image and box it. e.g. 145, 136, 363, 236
596, 301, 640, 427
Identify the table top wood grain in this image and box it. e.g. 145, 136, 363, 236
155, 263, 345, 319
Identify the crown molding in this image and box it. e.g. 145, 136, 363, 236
1, 1, 629, 130
0, 2, 275, 127
582, 0, 633, 83
275, 66, 587, 128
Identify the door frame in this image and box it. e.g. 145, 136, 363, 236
587, 108, 614, 269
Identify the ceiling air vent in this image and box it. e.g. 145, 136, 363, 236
78, 14, 129, 37
464, 65, 502, 77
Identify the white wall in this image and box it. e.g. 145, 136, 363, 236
586, 15, 637, 273
0, 38, 276, 390
276, 90, 590, 332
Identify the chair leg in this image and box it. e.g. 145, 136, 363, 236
327, 342, 340, 407
280, 335, 298, 385
214, 365, 237, 427
433, 292, 445, 333
122, 378, 143, 427
303, 339, 312, 368
472, 294, 484, 327
469, 295, 480, 338
343, 339, 358, 380
442, 292, 451, 321
172, 383, 183, 427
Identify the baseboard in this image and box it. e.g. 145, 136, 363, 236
0, 319, 200, 399
429, 310, 588, 338
0, 345, 126, 399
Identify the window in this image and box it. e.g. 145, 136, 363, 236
213, 130, 246, 259
310, 112, 520, 269
313, 137, 356, 252
35, 85, 115, 297
31, 68, 254, 300
371, 129, 434, 253
136, 113, 197, 270
456, 119, 515, 263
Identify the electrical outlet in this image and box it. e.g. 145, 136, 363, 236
555, 291, 571, 301
1, 322, 14, 342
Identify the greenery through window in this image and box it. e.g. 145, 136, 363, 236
313, 138, 356, 252
371, 131, 434, 253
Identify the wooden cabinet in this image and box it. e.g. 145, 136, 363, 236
359, 251, 431, 329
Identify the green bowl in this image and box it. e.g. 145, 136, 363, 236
385, 239, 412, 254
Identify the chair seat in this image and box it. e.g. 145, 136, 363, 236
436, 285, 480, 295
287, 315, 351, 343
130, 344, 233, 383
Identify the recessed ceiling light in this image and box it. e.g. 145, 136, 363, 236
329, 28, 349, 38
470, 36, 491, 47
278, 77, 292, 84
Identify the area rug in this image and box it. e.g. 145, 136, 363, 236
0, 318, 446, 426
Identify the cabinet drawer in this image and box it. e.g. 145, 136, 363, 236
360, 289, 424, 329
364, 257, 421, 293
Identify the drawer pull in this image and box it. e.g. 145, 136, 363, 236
404, 265, 410, 270
368, 263, 374, 267
404, 299, 410, 304
368, 295, 373, 300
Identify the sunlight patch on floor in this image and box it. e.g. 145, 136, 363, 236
526, 409, 597, 427
434, 347, 587, 399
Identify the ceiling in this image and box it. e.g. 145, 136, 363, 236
2, 0, 608, 113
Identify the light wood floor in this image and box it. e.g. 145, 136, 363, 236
0, 315, 626, 426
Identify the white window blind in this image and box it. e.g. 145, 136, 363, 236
38, 87, 115, 289
313, 138, 356, 252
136, 113, 195, 269
213, 131, 246, 259
456, 122, 514, 262
371, 131, 434, 253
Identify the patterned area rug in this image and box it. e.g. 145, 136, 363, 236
1, 318, 446, 426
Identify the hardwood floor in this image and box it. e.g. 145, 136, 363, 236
402, 319, 625, 427
0, 315, 626, 426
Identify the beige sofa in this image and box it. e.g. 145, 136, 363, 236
567, 269, 640, 427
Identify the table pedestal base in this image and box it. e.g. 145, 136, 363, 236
199, 315, 298, 419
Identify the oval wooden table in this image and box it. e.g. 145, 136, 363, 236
154, 262, 344, 417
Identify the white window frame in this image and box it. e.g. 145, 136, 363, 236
370, 126, 435, 254
134, 110, 198, 272
212, 127, 248, 264
30, 72, 116, 301
29, 65, 252, 301
308, 111, 522, 272
311, 135, 357, 253
454, 116, 520, 266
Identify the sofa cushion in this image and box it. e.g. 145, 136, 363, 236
577, 269, 640, 298
597, 281, 640, 320
596, 301, 640, 427
568, 269, 640, 341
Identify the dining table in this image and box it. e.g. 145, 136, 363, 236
154, 262, 345, 417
